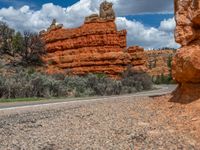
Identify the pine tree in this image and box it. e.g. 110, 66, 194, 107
12, 32, 23, 55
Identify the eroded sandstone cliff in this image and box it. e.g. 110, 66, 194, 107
147, 50, 175, 77
41, 2, 147, 78
172, 0, 200, 102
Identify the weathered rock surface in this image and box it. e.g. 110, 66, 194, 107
173, 43, 200, 83
146, 50, 175, 77
42, 20, 128, 77
172, 0, 200, 101
127, 46, 148, 73
41, 2, 147, 78
171, 83, 200, 103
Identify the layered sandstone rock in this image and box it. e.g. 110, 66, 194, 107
127, 46, 148, 73
172, 0, 200, 102
42, 20, 128, 77
41, 2, 147, 78
146, 50, 175, 77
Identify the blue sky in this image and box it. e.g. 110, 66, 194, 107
0, 0, 79, 9
126, 14, 174, 28
0, 0, 178, 49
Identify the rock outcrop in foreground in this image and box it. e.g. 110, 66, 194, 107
41, 1, 147, 78
172, 0, 200, 102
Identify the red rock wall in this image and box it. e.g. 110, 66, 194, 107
41, 19, 147, 78
172, 0, 200, 102
127, 46, 148, 73
173, 0, 200, 83
146, 50, 175, 77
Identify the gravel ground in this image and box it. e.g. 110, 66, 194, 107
0, 95, 199, 150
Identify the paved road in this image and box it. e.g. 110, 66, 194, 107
0, 84, 177, 111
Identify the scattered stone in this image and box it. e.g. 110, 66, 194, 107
0, 96, 199, 149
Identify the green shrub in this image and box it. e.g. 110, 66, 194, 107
0, 72, 67, 99
64, 76, 88, 97
0, 70, 153, 99
153, 73, 175, 85
122, 70, 153, 91
85, 74, 122, 96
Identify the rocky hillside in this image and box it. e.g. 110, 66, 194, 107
0, 54, 22, 76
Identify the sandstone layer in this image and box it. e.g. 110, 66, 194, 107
146, 50, 175, 77
41, 2, 147, 78
172, 0, 200, 101
127, 46, 148, 73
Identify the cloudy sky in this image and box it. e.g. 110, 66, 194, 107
0, 0, 179, 49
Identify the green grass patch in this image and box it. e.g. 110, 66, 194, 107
0, 97, 44, 103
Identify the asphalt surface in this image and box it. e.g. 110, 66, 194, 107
0, 84, 177, 111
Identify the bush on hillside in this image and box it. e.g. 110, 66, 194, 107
0, 21, 15, 55
0, 70, 153, 99
121, 69, 153, 91
0, 72, 66, 99
20, 31, 46, 66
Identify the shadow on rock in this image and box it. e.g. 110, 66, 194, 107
170, 83, 200, 104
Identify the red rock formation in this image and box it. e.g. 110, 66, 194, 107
41, 2, 147, 78
146, 50, 175, 77
42, 20, 128, 77
127, 46, 148, 73
172, 0, 200, 102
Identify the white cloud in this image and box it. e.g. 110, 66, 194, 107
19, 5, 30, 13
159, 17, 176, 32
116, 17, 179, 49
0, 1, 178, 49
64, 0, 97, 27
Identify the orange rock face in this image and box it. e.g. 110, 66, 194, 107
42, 20, 127, 77
172, 0, 200, 101
146, 50, 175, 77
41, 2, 147, 78
41, 21, 147, 77
171, 83, 200, 103
127, 46, 148, 73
